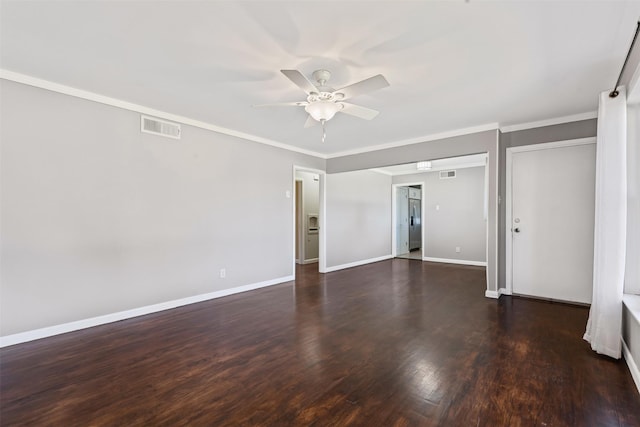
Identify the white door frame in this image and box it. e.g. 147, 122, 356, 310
391, 182, 425, 258
505, 137, 596, 295
293, 166, 326, 275
295, 179, 303, 264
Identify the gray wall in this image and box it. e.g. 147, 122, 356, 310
327, 130, 499, 291
394, 167, 486, 263
0, 76, 614, 339
0, 80, 325, 336
498, 119, 598, 289
325, 170, 392, 268
295, 170, 319, 262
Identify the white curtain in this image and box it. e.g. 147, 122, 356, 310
584, 88, 627, 359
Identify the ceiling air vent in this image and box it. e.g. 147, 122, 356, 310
439, 170, 456, 179
141, 115, 181, 139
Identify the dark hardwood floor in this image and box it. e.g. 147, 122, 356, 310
1, 260, 639, 426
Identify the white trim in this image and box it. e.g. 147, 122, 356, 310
369, 168, 394, 176
622, 338, 640, 395
376, 162, 486, 177
0, 69, 325, 159
391, 182, 425, 258
485, 134, 499, 297
0, 275, 293, 348
485, 290, 500, 299
423, 257, 487, 267
508, 137, 596, 154
505, 137, 597, 295
301, 258, 319, 264
325, 123, 499, 158
500, 111, 598, 133
391, 185, 397, 257
324, 255, 393, 273
293, 166, 326, 275
499, 287, 512, 296
1, 69, 601, 161
294, 178, 304, 268
506, 147, 514, 295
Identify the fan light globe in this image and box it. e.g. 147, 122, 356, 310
305, 101, 343, 122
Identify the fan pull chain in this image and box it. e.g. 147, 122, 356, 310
321, 119, 326, 143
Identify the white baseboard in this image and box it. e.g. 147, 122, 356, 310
423, 257, 487, 267
623, 338, 640, 395
499, 288, 511, 296
0, 275, 294, 348
302, 258, 318, 265
324, 255, 393, 273
485, 290, 500, 299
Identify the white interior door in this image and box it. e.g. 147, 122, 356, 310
510, 141, 596, 304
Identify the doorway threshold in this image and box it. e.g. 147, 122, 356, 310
396, 251, 422, 260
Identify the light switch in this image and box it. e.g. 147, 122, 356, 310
285, 190, 291, 198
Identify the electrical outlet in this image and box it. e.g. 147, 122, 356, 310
220, 268, 226, 278
455, 247, 461, 253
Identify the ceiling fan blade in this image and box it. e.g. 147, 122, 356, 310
304, 115, 318, 128
334, 74, 389, 100
340, 102, 380, 120
281, 70, 318, 94
253, 101, 308, 107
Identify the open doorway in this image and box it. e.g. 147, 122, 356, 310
395, 184, 423, 260
385, 154, 488, 267
293, 167, 324, 274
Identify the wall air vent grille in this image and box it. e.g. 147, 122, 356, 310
141, 115, 181, 139
439, 170, 456, 179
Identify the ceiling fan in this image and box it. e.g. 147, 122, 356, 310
256, 69, 389, 142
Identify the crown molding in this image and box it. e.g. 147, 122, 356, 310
380, 161, 487, 176
0, 69, 498, 160
324, 123, 500, 159
0, 69, 327, 159
2, 69, 600, 161
368, 168, 394, 176
499, 111, 598, 133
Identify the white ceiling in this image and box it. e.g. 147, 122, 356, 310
1, 1, 638, 156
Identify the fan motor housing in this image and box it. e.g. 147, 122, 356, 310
312, 69, 332, 85
307, 92, 338, 103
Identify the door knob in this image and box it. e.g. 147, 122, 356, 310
514, 227, 520, 233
